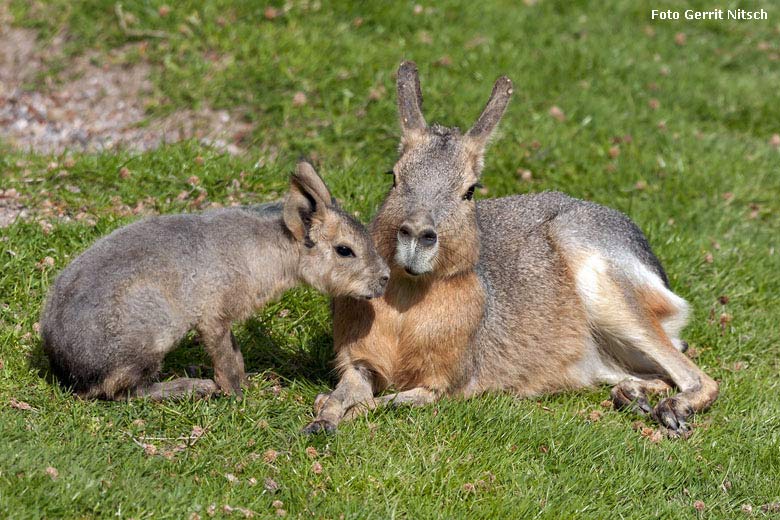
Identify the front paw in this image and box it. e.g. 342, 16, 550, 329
215, 372, 244, 399
215, 381, 244, 399
653, 396, 693, 436
190, 379, 219, 399
301, 419, 337, 435
611, 383, 653, 415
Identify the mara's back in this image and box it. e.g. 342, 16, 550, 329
44, 204, 285, 314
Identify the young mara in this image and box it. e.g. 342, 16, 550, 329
42, 162, 389, 400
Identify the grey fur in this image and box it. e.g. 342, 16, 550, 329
41, 162, 389, 400
470, 192, 669, 389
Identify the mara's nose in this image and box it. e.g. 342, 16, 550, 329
398, 214, 437, 248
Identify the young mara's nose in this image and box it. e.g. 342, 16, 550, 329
398, 212, 437, 248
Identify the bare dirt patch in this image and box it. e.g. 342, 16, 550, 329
0, 24, 252, 155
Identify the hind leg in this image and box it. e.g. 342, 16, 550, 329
96, 365, 218, 401
132, 378, 218, 400
610, 320, 716, 434
571, 340, 672, 416
604, 327, 717, 436
576, 253, 718, 434
601, 313, 717, 434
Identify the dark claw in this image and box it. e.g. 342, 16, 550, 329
636, 397, 654, 415
301, 419, 337, 435
653, 397, 692, 435
611, 386, 652, 416
657, 409, 680, 431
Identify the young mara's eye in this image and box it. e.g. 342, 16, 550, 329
385, 170, 396, 188
335, 245, 356, 258
463, 183, 481, 201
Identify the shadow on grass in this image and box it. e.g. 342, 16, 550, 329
160, 323, 338, 385
239, 324, 336, 385
28, 341, 57, 387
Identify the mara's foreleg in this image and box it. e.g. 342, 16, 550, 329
200, 321, 246, 398
304, 296, 396, 433
576, 254, 718, 434
302, 364, 374, 434
337, 387, 439, 422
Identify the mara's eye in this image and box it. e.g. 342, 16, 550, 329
335, 245, 355, 258
385, 170, 396, 188
463, 183, 481, 201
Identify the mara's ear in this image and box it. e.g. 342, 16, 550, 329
465, 76, 513, 159
283, 161, 333, 242
397, 61, 427, 143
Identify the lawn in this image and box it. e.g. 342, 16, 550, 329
1, 0, 779, 518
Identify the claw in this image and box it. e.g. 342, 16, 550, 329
656, 409, 679, 431
636, 397, 654, 415
611, 385, 652, 416
653, 397, 693, 435
301, 419, 337, 435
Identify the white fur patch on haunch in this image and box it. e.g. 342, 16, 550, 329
575, 252, 689, 337
571, 251, 693, 380
573, 253, 639, 337
574, 252, 610, 310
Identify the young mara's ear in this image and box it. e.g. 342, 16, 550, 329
283, 161, 333, 242
465, 76, 513, 156
397, 61, 427, 142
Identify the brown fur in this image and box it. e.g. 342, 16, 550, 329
636, 286, 677, 320
334, 271, 484, 394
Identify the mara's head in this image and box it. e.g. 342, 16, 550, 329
283, 162, 389, 299
374, 61, 513, 279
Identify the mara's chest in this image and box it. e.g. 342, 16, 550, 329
336, 273, 485, 393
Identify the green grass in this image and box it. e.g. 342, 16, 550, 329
2, 0, 780, 517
